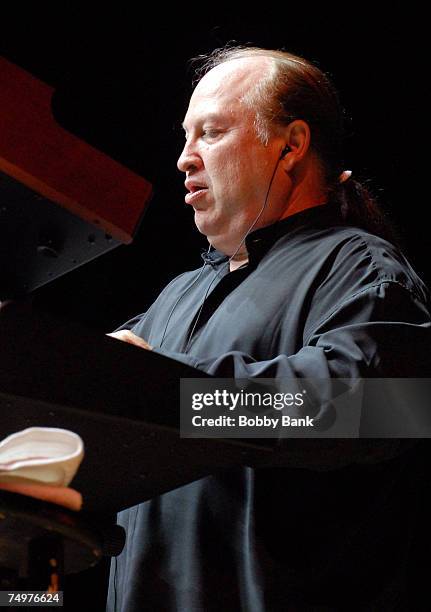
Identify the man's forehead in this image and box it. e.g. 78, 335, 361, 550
182, 56, 271, 128
194, 56, 271, 97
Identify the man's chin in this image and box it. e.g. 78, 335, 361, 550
202, 233, 237, 258
195, 226, 226, 254
194, 213, 216, 238
194, 216, 242, 256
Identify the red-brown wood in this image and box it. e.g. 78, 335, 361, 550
0, 57, 152, 243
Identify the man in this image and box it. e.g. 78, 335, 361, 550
107, 47, 430, 610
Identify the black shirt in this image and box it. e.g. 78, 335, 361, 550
107, 203, 430, 611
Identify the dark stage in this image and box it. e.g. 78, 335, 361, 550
1, 7, 429, 610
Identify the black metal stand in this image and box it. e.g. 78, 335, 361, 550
0, 490, 125, 589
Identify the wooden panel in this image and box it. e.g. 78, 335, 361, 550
0, 57, 152, 243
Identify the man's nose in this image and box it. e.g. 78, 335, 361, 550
177, 140, 202, 173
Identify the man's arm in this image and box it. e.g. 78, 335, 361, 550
151, 280, 430, 378
109, 280, 429, 468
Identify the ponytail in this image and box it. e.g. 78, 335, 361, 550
331, 176, 399, 245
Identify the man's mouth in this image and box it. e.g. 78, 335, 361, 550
185, 187, 209, 205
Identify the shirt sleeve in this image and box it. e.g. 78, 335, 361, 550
154, 280, 430, 378
152, 280, 430, 467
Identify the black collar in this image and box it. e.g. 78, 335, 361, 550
200, 202, 342, 268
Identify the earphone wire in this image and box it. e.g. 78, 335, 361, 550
159, 257, 209, 347
225, 149, 285, 266
183, 150, 285, 352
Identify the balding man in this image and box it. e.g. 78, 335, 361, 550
107, 47, 430, 611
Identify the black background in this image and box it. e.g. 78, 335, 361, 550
1, 5, 428, 610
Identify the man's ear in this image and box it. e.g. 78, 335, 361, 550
282, 120, 311, 167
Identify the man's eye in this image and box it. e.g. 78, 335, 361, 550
202, 129, 221, 139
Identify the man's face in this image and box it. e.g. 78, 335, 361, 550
178, 57, 289, 256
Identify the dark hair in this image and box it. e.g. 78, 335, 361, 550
191, 46, 397, 243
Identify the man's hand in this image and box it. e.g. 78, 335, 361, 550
106, 330, 153, 350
